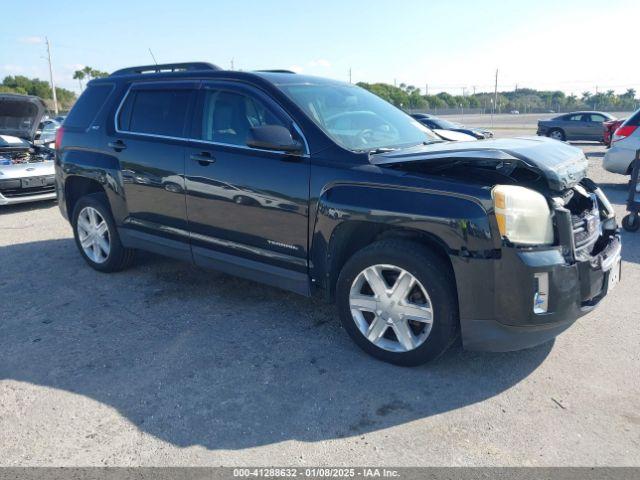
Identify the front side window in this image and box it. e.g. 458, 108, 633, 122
200, 89, 288, 146
119, 88, 192, 137
278, 83, 439, 151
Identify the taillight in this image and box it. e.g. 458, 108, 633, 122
54, 126, 64, 151
613, 125, 637, 141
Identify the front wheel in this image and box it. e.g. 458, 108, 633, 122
336, 240, 459, 366
72, 193, 135, 272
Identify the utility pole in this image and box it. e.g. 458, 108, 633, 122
425, 83, 429, 95
45, 36, 58, 115
492, 68, 498, 127
230, 58, 234, 70
349, 67, 352, 84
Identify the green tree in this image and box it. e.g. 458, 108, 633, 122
73, 70, 85, 91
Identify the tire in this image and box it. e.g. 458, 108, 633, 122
547, 128, 565, 141
336, 239, 459, 366
622, 213, 640, 232
71, 192, 135, 272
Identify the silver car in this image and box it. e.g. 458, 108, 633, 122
537, 111, 616, 142
604, 108, 640, 175
0, 94, 56, 205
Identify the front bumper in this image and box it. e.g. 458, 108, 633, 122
454, 232, 621, 352
0, 190, 56, 205
0, 161, 56, 206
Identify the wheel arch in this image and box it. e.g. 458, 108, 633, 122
64, 176, 106, 219
323, 222, 454, 301
309, 183, 495, 301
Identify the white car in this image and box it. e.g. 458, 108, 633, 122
604, 109, 640, 175
0, 94, 56, 205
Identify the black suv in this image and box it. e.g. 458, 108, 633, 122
55, 62, 622, 366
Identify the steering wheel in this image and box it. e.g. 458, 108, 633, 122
357, 128, 375, 144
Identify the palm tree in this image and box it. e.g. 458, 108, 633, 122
73, 70, 85, 91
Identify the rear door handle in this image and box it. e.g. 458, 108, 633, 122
190, 151, 216, 166
108, 140, 127, 151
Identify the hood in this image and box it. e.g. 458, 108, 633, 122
0, 94, 47, 141
371, 136, 588, 191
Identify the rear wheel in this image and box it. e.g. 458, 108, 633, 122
336, 240, 459, 366
622, 213, 640, 232
548, 128, 565, 141
72, 193, 135, 272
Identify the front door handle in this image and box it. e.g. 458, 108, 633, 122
108, 140, 127, 152
190, 152, 216, 166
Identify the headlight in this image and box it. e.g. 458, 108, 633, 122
492, 185, 554, 245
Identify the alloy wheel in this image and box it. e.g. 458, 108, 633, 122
77, 206, 111, 264
549, 130, 564, 140
349, 264, 434, 352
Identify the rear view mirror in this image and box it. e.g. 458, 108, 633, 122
247, 125, 303, 154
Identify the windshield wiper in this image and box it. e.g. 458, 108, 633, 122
366, 147, 397, 155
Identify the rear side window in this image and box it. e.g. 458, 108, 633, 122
118, 89, 191, 137
65, 83, 114, 129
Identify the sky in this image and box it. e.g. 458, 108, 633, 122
1, 0, 639, 96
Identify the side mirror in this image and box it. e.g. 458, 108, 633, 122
246, 125, 304, 154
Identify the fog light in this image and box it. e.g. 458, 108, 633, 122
534, 273, 549, 314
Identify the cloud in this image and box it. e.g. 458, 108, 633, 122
19, 36, 44, 45
308, 59, 331, 68
65, 64, 86, 72
0, 65, 26, 73
288, 65, 304, 74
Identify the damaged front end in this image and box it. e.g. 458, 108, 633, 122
550, 179, 621, 304
371, 137, 621, 350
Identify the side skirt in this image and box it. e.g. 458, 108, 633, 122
118, 227, 311, 296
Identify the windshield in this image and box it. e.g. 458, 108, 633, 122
279, 83, 440, 151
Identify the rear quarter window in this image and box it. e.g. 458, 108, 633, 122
64, 83, 114, 129
118, 89, 192, 137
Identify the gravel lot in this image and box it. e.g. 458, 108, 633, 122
1, 122, 639, 466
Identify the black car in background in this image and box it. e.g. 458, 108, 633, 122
55, 63, 621, 366
411, 113, 493, 139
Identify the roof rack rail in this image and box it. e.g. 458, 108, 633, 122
254, 69, 297, 74
110, 62, 222, 77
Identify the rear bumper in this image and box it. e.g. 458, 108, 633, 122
604, 144, 635, 175
454, 233, 621, 352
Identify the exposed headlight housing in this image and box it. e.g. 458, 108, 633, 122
492, 185, 554, 245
